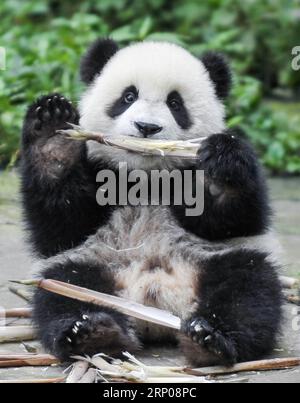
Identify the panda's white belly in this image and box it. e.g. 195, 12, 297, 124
96, 206, 200, 339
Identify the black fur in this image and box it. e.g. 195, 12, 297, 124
181, 250, 283, 366
80, 38, 119, 84
33, 258, 140, 360
172, 129, 271, 241
166, 90, 192, 130
201, 52, 232, 99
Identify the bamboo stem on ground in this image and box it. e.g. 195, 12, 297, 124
2, 308, 32, 319
0, 326, 37, 343
0, 377, 65, 384
186, 357, 300, 376
0, 353, 59, 368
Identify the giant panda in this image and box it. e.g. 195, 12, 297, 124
21, 39, 283, 366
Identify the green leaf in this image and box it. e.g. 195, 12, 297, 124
139, 17, 153, 40
146, 32, 186, 46
111, 25, 137, 42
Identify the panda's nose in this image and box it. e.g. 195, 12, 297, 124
134, 121, 163, 137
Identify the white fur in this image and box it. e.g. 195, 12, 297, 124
79, 41, 226, 168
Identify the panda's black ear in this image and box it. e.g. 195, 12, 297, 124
201, 52, 232, 99
80, 38, 119, 84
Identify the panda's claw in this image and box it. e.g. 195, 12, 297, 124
182, 317, 238, 365
53, 312, 138, 360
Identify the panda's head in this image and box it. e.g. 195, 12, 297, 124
79, 39, 232, 165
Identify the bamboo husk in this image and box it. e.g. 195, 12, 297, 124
66, 361, 89, 383
14, 279, 181, 330
0, 326, 36, 343
2, 308, 32, 319
78, 369, 98, 384
185, 357, 300, 376
73, 353, 207, 383
0, 377, 65, 384
0, 354, 59, 368
68, 353, 300, 383
58, 124, 205, 159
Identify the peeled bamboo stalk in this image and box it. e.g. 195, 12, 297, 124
2, 308, 32, 319
14, 279, 181, 330
0, 326, 36, 343
280, 276, 299, 289
186, 357, 300, 376
0, 354, 59, 368
0, 377, 65, 384
59, 124, 206, 159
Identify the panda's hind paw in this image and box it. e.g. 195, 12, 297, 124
54, 312, 140, 361
182, 317, 237, 366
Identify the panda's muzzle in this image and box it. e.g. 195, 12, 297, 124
134, 121, 163, 137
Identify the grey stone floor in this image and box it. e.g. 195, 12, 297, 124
0, 172, 299, 383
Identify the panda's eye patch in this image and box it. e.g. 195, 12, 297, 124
108, 85, 138, 118
166, 91, 192, 130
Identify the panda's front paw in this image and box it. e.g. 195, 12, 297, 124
23, 93, 79, 145
198, 132, 256, 187
54, 312, 139, 360
182, 317, 237, 366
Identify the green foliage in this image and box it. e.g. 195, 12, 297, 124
0, 0, 299, 173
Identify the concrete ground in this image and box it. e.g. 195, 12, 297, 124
0, 172, 299, 383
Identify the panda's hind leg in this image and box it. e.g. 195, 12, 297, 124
33, 255, 141, 361
178, 248, 283, 367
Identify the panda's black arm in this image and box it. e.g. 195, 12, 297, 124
173, 129, 271, 241
21, 94, 110, 257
